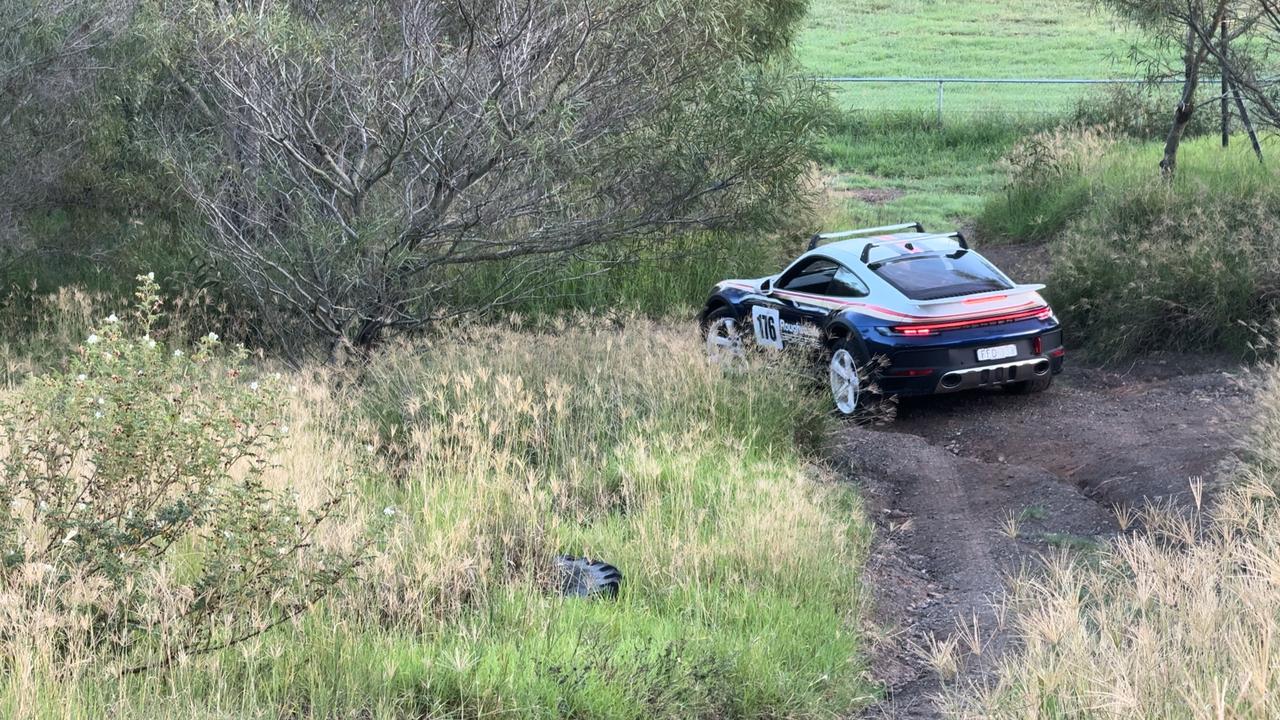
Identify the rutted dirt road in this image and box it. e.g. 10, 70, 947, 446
838, 356, 1254, 718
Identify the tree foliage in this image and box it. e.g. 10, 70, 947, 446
152, 0, 824, 356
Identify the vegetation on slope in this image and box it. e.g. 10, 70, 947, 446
980, 130, 1280, 358
945, 366, 1280, 718
0, 287, 871, 719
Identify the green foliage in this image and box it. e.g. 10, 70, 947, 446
0, 275, 363, 672
980, 133, 1280, 358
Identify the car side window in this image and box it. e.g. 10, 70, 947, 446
777, 258, 838, 294
828, 266, 870, 298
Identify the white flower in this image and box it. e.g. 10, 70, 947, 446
280, 424, 290, 436
365, 444, 375, 453
144, 337, 156, 349
173, 349, 184, 357
146, 271, 155, 281
249, 381, 259, 391
94, 411, 103, 419
382, 506, 397, 517
206, 332, 219, 342
76, 374, 86, 382
96, 397, 104, 405
86, 334, 100, 345
105, 314, 119, 324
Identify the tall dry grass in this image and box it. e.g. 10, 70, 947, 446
945, 366, 1280, 719
0, 315, 872, 718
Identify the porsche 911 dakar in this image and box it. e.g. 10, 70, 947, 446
699, 223, 1064, 415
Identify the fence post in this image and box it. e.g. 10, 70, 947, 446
936, 80, 944, 126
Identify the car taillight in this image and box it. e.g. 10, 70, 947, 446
886, 367, 935, 377
889, 305, 1054, 336
1033, 336, 1043, 355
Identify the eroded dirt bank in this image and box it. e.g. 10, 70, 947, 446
839, 356, 1252, 719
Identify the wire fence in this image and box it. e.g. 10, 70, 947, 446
817, 76, 1192, 121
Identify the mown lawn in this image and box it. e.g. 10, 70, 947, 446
796, 0, 1153, 114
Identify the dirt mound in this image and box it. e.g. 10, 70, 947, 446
840, 357, 1252, 718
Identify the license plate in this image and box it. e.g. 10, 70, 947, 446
976, 344, 1018, 362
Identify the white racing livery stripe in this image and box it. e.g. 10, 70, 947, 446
718, 282, 1046, 324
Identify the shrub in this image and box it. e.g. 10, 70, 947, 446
977, 134, 1280, 358
978, 125, 1117, 242
1067, 82, 1217, 141
0, 275, 363, 674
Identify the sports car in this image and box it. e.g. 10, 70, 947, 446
699, 222, 1064, 415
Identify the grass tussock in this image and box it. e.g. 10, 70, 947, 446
0, 316, 872, 718
979, 131, 1280, 358
946, 366, 1280, 719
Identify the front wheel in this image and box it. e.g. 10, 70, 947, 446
703, 307, 746, 369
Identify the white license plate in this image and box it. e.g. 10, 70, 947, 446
976, 344, 1018, 362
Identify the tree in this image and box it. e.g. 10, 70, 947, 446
160, 0, 823, 358
1101, 0, 1249, 175
0, 1, 137, 260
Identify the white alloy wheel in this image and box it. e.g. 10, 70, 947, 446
705, 316, 745, 367
829, 348, 860, 414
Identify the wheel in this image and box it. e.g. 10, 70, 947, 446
1008, 372, 1053, 394
703, 307, 746, 368
827, 337, 874, 416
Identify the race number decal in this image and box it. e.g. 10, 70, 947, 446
751, 306, 783, 350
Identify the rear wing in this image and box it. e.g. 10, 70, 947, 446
912, 283, 1046, 306
807, 222, 924, 251
860, 231, 968, 264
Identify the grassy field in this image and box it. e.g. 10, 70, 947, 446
796, 0, 1153, 114
818, 112, 1033, 232
0, 297, 874, 718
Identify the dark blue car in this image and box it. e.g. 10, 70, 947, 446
700, 223, 1064, 415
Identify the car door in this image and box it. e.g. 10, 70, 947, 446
750, 257, 841, 350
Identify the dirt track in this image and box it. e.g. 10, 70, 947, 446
837, 355, 1253, 718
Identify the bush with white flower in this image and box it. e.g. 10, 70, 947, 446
0, 275, 363, 672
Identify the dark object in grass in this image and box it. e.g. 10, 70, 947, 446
555, 556, 622, 599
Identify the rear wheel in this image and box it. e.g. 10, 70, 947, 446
827, 337, 874, 416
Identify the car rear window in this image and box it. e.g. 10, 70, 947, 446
871, 252, 1012, 301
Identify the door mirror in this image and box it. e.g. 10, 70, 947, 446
759, 278, 772, 294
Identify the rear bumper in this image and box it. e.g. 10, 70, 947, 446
934, 356, 1053, 393
873, 327, 1065, 397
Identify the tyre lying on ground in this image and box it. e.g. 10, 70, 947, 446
700, 222, 1064, 416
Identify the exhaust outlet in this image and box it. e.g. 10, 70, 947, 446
940, 373, 963, 389
1033, 360, 1050, 375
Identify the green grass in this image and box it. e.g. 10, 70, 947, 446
796, 0, 1156, 114
817, 112, 1038, 231
4, 320, 873, 718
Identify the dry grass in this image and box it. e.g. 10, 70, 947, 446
945, 366, 1280, 719
0, 315, 873, 718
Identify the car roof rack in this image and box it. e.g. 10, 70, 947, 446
859, 231, 968, 264
807, 222, 925, 250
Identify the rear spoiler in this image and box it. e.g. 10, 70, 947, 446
808, 222, 924, 251
912, 283, 1046, 306
860, 231, 968, 264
